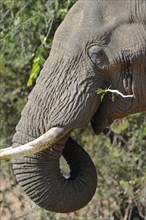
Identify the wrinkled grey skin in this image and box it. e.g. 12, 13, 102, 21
12, 0, 146, 213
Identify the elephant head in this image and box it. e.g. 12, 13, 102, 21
0, 0, 146, 213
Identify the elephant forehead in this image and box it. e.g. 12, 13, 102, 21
53, 2, 102, 50
110, 23, 146, 53
52, 0, 146, 55
55, 0, 127, 36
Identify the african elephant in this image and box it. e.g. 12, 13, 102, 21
0, 0, 146, 213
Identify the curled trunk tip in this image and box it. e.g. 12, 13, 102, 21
12, 138, 97, 213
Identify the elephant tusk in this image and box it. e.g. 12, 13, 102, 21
0, 127, 70, 160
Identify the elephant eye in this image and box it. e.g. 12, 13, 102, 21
88, 46, 109, 70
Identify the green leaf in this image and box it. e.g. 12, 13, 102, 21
111, 119, 129, 133
96, 88, 105, 95
112, 93, 115, 102
96, 88, 106, 101
27, 46, 45, 87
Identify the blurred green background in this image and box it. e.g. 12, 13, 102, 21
0, 0, 146, 219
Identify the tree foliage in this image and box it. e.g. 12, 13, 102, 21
0, 1, 146, 219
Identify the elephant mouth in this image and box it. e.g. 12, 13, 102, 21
91, 93, 112, 134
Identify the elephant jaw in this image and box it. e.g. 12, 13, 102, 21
0, 127, 70, 160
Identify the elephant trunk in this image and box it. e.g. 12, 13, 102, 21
12, 138, 97, 213
9, 46, 99, 212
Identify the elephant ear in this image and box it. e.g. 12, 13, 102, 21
12, 138, 97, 213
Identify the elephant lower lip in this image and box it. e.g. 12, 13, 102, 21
91, 96, 112, 134
91, 117, 105, 135
93, 127, 109, 135
91, 119, 109, 135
